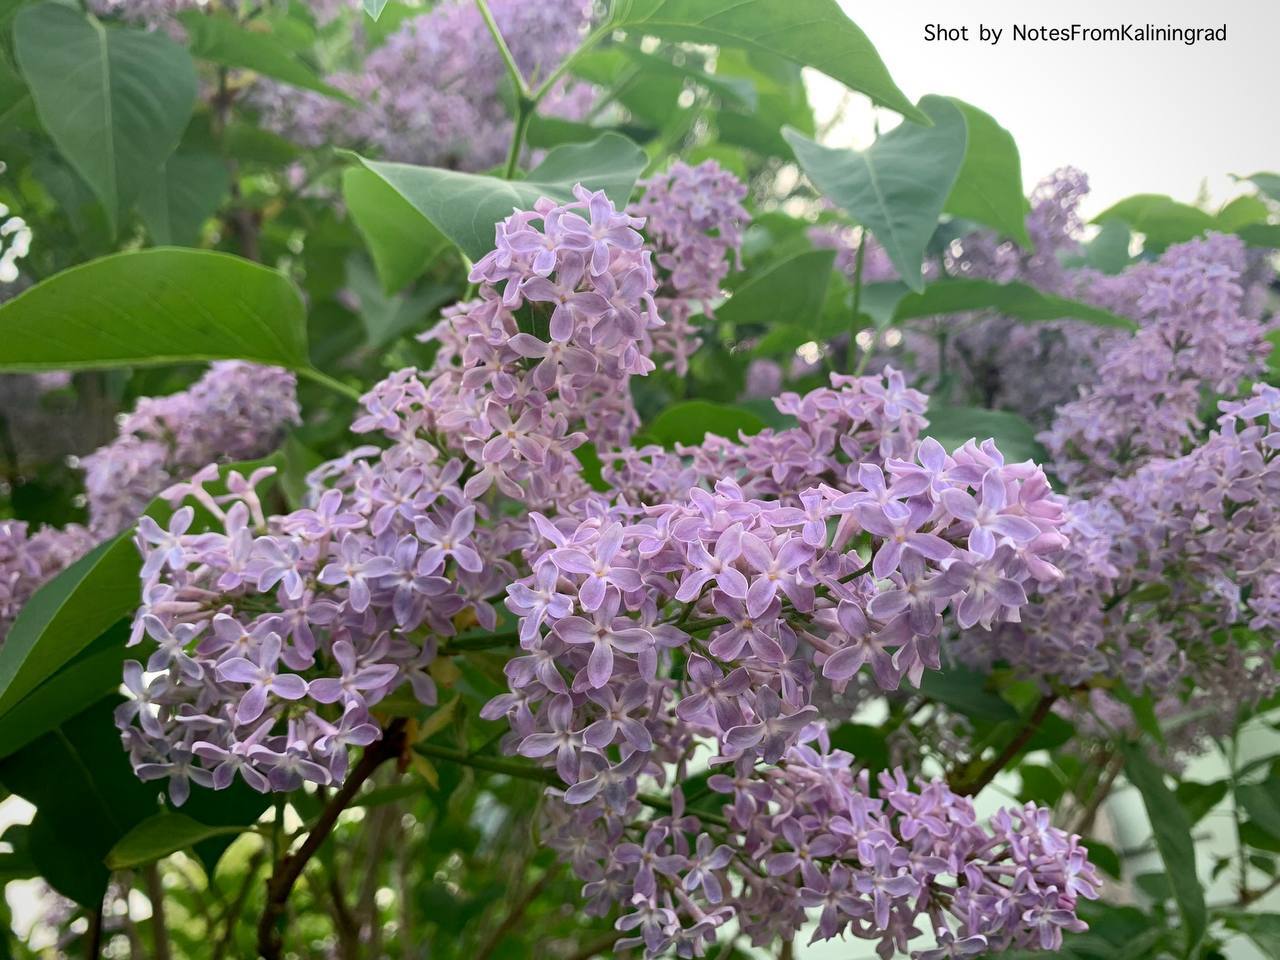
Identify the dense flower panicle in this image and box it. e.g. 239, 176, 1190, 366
0, 521, 95, 642
255, 0, 593, 171
1043, 232, 1268, 491
631, 161, 750, 373
81, 362, 300, 537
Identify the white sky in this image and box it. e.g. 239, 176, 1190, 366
809, 0, 1279, 218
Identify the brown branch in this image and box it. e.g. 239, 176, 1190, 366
955, 693, 1059, 796
257, 719, 407, 960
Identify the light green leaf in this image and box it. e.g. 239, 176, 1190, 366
179, 11, 353, 101
343, 166, 451, 294
718, 249, 835, 329
606, 0, 922, 122
944, 98, 1030, 247
1081, 219, 1132, 274
1234, 171, 1280, 203
345, 256, 455, 348
1093, 193, 1218, 251
646, 400, 766, 447
363, 0, 390, 19
892, 278, 1136, 330
106, 813, 247, 869
1124, 745, 1206, 956
0, 248, 309, 372
137, 152, 230, 247
1219, 912, 1280, 958
0, 536, 137, 722
1238, 223, 1280, 249
13, 2, 197, 234
350, 133, 648, 261
1238, 778, 1280, 840
784, 96, 968, 292
925, 404, 1045, 463
1216, 195, 1270, 230
618, 44, 757, 110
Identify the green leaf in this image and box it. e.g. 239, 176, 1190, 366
363, 0, 390, 19
13, 2, 197, 234
0, 248, 309, 372
0, 535, 138, 722
345, 255, 455, 349
606, 0, 922, 122
106, 813, 246, 870
617, 44, 757, 110
1175, 779, 1228, 826
1219, 912, 1280, 958
717, 249, 835, 330
350, 133, 648, 261
919, 666, 1018, 723
892, 278, 1136, 330
924, 403, 1045, 463
1237, 223, 1280, 249
1123, 745, 1206, 956
1238, 777, 1280, 839
645, 400, 766, 447
1093, 193, 1218, 251
1216, 195, 1270, 230
784, 96, 968, 291
137, 152, 230, 247
343, 166, 451, 294
1235, 171, 1280, 203
179, 11, 353, 101
944, 98, 1030, 247
1082, 219, 1132, 274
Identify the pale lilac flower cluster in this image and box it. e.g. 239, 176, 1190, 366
630, 161, 750, 374
0, 521, 95, 642
808, 225, 901, 285
486, 405, 1077, 951
255, 0, 593, 171
1043, 233, 1269, 491
80, 362, 299, 537
86, 0, 202, 32
398, 185, 661, 500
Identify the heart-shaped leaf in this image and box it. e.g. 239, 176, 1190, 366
944, 98, 1030, 248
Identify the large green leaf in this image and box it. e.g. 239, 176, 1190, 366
1093, 194, 1218, 251
606, 0, 922, 122
13, 2, 197, 234
1238, 775, 1280, 839
1235, 171, 1280, 203
924, 404, 1045, 463
1123, 745, 1206, 956
645, 400, 766, 447
1219, 912, 1280, 958
343, 166, 451, 294
893, 278, 1136, 330
345, 256, 456, 348
351, 133, 648, 261
0, 248, 310, 372
0, 535, 137, 722
137, 152, 230, 247
919, 666, 1018, 723
718, 249, 835, 330
105, 813, 246, 870
179, 11, 353, 101
784, 96, 968, 292
944, 98, 1030, 247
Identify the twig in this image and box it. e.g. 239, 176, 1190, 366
144, 862, 173, 960
954, 693, 1059, 796
1073, 750, 1124, 835
475, 862, 564, 960
257, 719, 408, 960
85, 897, 105, 960
212, 850, 263, 960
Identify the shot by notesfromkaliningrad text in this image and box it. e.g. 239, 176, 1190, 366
923, 23, 1228, 46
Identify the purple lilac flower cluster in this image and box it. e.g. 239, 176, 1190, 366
254, 0, 593, 171
0, 521, 95, 641
630, 161, 750, 374
1043, 232, 1269, 490
80, 362, 299, 537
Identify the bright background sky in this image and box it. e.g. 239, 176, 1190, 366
809, 0, 1279, 218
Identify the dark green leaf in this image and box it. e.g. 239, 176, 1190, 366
1238, 778, 1280, 839
0, 248, 310, 372
1237, 223, 1280, 249
645, 400, 766, 447
1093, 194, 1217, 251
1123, 744, 1205, 955
180, 11, 353, 101
345, 256, 454, 348
606, 0, 922, 122
893, 279, 1136, 330
944, 98, 1030, 247
784, 96, 968, 291
137, 152, 230, 247
13, 2, 197, 234
1219, 911, 1280, 957
924, 403, 1045, 463
718, 249, 834, 331
826, 723, 890, 772
1175, 780, 1228, 826
0, 535, 137, 722
1084, 840, 1122, 880
919, 666, 1018, 723
105, 813, 246, 869
343, 166, 451, 294
350, 133, 647, 260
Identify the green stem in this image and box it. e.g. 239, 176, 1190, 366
297, 366, 362, 402
474, 0, 529, 99
504, 104, 534, 180
530, 23, 613, 107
